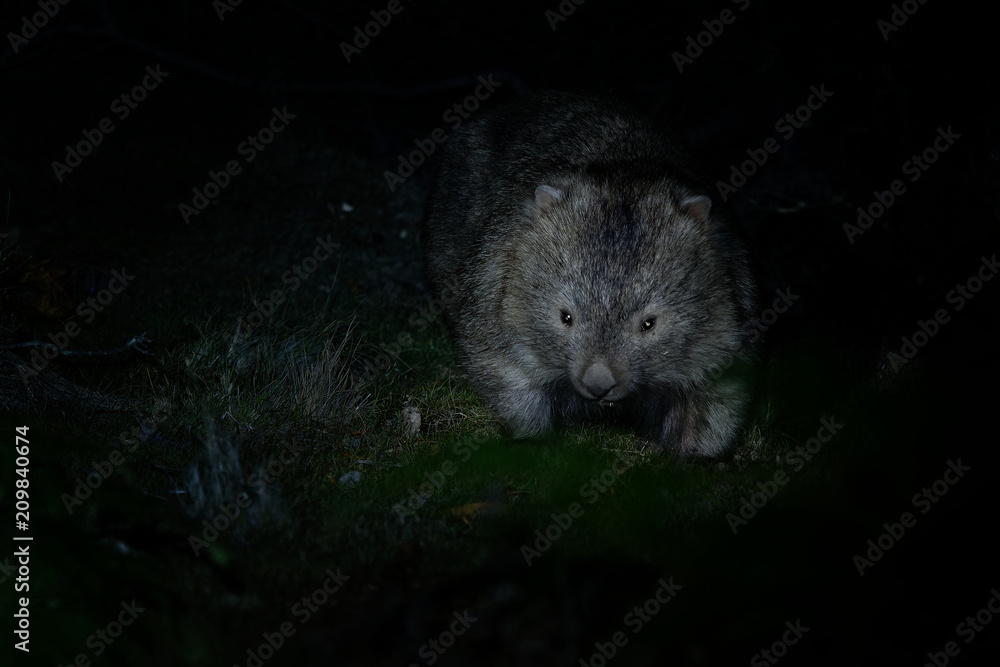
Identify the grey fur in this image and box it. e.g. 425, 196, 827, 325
422, 91, 757, 456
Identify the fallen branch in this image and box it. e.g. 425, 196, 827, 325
0, 333, 154, 359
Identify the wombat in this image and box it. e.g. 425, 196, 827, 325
422, 91, 757, 456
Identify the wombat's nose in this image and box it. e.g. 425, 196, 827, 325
582, 362, 617, 399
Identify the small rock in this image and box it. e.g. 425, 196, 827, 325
339, 471, 361, 487
401, 406, 421, 437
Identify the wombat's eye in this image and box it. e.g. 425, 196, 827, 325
560, 310, 573, 327
641, 317, 656, 332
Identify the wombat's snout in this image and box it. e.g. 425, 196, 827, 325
579, 361, 619, 401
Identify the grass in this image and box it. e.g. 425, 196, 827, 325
0, 128, 963, 667
0, 268, 957, 664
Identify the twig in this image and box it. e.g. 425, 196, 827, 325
0, 333, 154, 358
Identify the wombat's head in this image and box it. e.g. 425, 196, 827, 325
501, 176, 745, 404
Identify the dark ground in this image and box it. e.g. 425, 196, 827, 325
1, 1, 999, 665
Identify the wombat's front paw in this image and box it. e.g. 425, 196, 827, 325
492, 388, 553, 438
660, 381, 750, 457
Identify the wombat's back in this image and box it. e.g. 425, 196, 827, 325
423, 91, 705, 292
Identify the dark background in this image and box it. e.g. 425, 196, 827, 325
2, 0, 998, 665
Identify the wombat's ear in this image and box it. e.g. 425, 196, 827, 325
680, 195, 712, 224
535, 185, 564, 209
